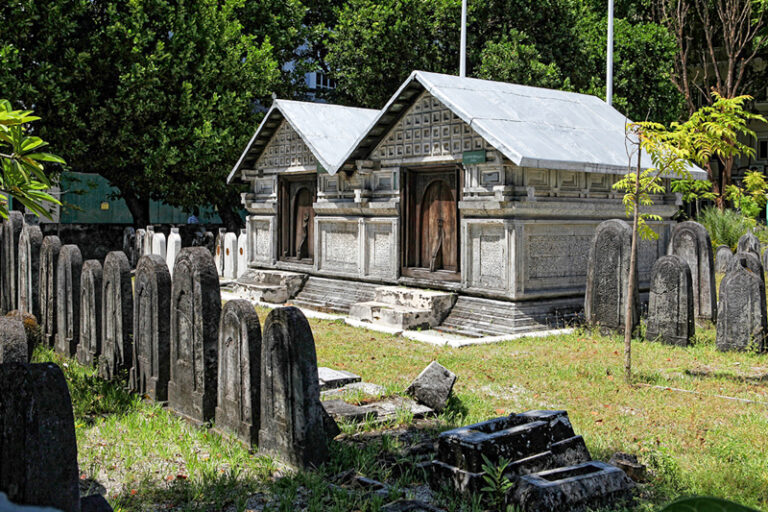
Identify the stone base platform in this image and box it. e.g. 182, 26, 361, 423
290, 277, 379, 315
349, 286, 456, 330
231, 269, 307, 304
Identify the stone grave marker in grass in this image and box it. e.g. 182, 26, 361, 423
1, 211, 24, 314
39, 236, 61, 347
17, 224, 42, 321
715, 245, 733, 274
99, 251, 133, 382
668, 221, 716, 323
646, 255, 694, 346
77, 260, 103, 367
55, 245, 82, 357
717, 262, 767, 352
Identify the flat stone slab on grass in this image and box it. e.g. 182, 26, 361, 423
321, 381, 386, 399
406, 361, 456, 412
318, 367, 361, 390
366, 397, 434, 420
322, 399, 378, 423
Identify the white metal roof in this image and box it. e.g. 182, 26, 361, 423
336, 70, 707, 179
227, 99, 378, 183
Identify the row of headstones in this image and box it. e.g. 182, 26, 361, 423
585, 219, 767, 352
124, 226, 248, 280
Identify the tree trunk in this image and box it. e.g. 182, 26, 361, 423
624, 152, 642, 384
122, 188, 150, 227
216, 200, 244, 233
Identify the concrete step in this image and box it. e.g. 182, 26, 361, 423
233, 269, 307, 304
290, 277, 379, 315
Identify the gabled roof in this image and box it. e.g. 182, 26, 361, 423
227, 99, 378, 182
337, 70, 707, 179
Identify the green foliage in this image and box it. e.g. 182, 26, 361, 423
725, 170, 768, 220
660, 496, 761, 512
476, 29, 563, 89
481, 454, 515, 510
672, 178, 717, 204
697, 206, 757, 250
0, 100, 62, 219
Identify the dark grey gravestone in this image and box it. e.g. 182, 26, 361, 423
405, 361, 456, 412
584, 219, 638, 334
39, 236, 61, 347
668, 221, 716, 323
122, 227, 137, 268
646, 255, 694, 346
215, 300, 262, 445
55, 245, 83, 357
259, 306, 328, 468
135, 229, 146, 261
203, 231, 215, 257
737, 232, 761, 259
130, 255, 171, 401
2, 212, 24, 313
717, 262, 767, 352
99, 252, 133, 382
727, 251, 765, 284
17, 224, 42, 321
714, 245, 733, 274
0, 317, 28, 363
167, 247, 221, 423
76, 261, 102, 367
0, 363, 80, 512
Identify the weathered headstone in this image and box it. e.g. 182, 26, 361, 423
645, 255, 694, 346
152, 231, 167, 260
17, 224, 43, 320
405, 361, 457, 412
223, 232, 238, 279
584, 219, 638, 334
215, 300, 262, 445
667, 221, 716, 323
259, 306, 328, 468
0, 363, 80, 512
1, 212, 24, 313
135, 229, 146, 261
76, 260, 103, 367
0, 317, 28, 363
55, 245, 83, 357
215, 228, 226, 276
122, 227, 137, 268
715, 245, 733, 274
166, 227, 182, 276
203, 230, 215, 257
130, 255, 171, 401
99, 251, 133, 382
167, 247, 221, 423
145, 225, 155, 255
728, 251, 764, 282
39, 236, 61, 346
717, 260, 767, 352
237, 229, 248, 278
737, 232, 761, 259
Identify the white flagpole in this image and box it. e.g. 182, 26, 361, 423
460, 0, 467, 77
606, 0, 614, 105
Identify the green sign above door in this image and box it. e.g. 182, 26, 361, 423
462, 149, 486, 164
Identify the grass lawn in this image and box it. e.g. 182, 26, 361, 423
34, 300, 768, 511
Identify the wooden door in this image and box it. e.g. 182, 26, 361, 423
403, 167, 460, 281
279, 175, 316, 263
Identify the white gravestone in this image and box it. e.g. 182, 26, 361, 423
145, 226, 155, 255
166, 227, 182, 276
223, 232, 238, 279
152, 232, 167, 261
237, 229, 248, 278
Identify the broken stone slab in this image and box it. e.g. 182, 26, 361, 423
321, 381, 386, 399
366, 397, 434, 420
318, 367, 361, 390
406, 361, 456, 412
322, 399, 378, 423
0, 316, 28, 363
349, 286, 456, 331
608, 452, 647, 482
232, 269, 307, 304
512, 461, 634, 512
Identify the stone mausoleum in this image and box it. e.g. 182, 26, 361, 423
227, 71, 705, 337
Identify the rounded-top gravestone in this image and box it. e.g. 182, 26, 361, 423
1, 211, 24, 314
223, 232, 238, 279
737, 232, 760, 259
714, 245, 733, 274
39, 236, 62, 347
100, 251, 133, 382
152, 231, 167, 260
717, 261, 767, 352
646, 255, 694, 346
237, 229, 248, 279
76, 260, 103, 367
667, 221, 716, 323
17, 224, 43, 320
166, 227, 182, 276
55, 245, 83, 357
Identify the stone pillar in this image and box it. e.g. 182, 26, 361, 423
0, 317, 28, 363
223, 232, 238, 279
668, 221, 716, 323
18, 224, 43, 320
131, 255, 171, 401
135, 229, 146, 261
215, 300, 261, 445
39, 236, 62, 347
646, 255, 694, 346
152, 231, 167, 260
0, 363, 80, 512
166, 227, 182, 276
55, 245, 83, 357
717, 260, 767, 352
123, 227, 137, 268
584, 219, 638, 334
259, 306, 328, 468
237, 228, 248, 278
215, 228, 226, 276
76, 260, 103, 367
715, 245, 733, 274
2, 211, 24, 313
168, 247, 221, 423
99, 251, 133, 382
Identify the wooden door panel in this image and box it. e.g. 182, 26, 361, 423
278, 175, 316, 263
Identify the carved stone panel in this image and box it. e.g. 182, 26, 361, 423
55, 245, 83, 357
259, 306, 328, 468
250, 216, 275, 266
646, 255, 694, 346
215, 300, 262, 445
318, 220, 359, 275
364, 220, 397, 279
77, 260, 103, 367
466, 222, 507, 291
131, 255, 171, 401
1, 211, 24, 313
18, 224, 43, 320
717, 262, 767, 352
668, 221, 716, 323
522, 223, 594, 292
99, 251, 133, 382
168, 247, 221, 423
39, 236, 62, 347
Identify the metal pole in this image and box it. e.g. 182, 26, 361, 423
460, 0, 467, 77
606, 0, 614, 105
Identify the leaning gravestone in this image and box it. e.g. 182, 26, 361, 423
215, 300, 262, 445
717, 261, 767, 352
122, 227, 137, 268
668, 221, 716, 323
0, 317, 28, 363
17, 224, 43, 320
2, 212, 24, 313
166, 227, 182, 276
99, 251, 133, 382
130, 255, 171, 401
0, 363, 80, 512
55, 245, 83, 357
584, 219, 638, 334
167, 247, 221, 423
76, 260, 103, 367
39, 236, 62, 346
737, 232, 761, 259
715, 245, 733, 274
259, 306, 328, 468
646, 255, 694, 346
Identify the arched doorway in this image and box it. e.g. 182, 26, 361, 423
279, 175, 316, 263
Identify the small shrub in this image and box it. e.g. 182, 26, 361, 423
697, 207, 755, 250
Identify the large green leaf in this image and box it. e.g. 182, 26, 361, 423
661, 497, 761, 512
